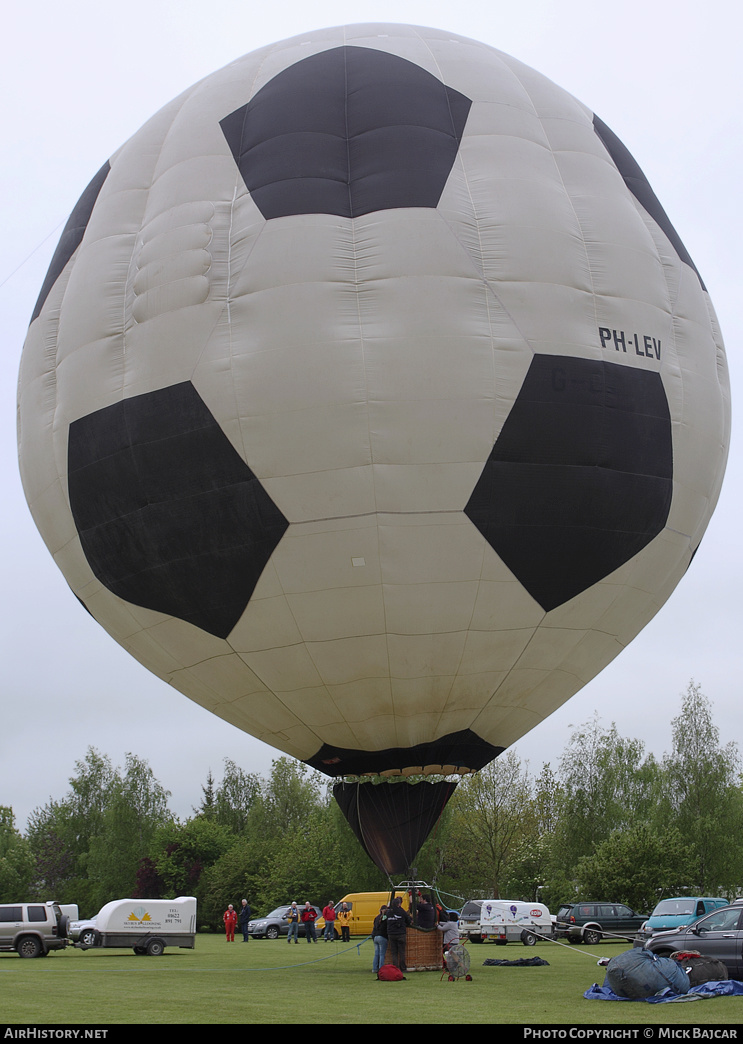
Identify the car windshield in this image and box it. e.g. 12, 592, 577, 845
264, 908, 290, 918
653, 900, 695, 916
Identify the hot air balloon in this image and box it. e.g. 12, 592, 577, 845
17, 25, 729, 876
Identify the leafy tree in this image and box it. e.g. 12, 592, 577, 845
248, 758, 326, 841
440, 752, 533, 898
0, 807, 34, 901
148, 817, 236, 897
85, 754, 172, 905
214, 760, 261, 835
198, 837, 269, 927
555, 716, 661, 872
532, 763, 564, 837
660, 681, 743, 893
26, 749, 172, 912
26, 749, 120, 909
573, 822, 694, 913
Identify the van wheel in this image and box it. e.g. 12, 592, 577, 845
146, 938, 165, 956
17, 937, 42, 959
521, 931, 536, 946
584, 929, 602, 946
133, 946, 147, 955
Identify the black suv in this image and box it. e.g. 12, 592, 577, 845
554, 902, 646, 944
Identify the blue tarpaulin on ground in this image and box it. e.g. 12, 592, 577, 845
584, 980, 743, 1003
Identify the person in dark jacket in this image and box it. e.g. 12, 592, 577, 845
417, 896, 435, 930
386, 897, 413, 972
372, 905, 389, 974
239, 898, 252, 942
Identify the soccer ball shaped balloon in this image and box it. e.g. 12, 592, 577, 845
18, 24, 729, 779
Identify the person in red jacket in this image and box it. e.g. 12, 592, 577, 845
322, 901, 337, 942
223, 903, 238, 942
301, 901, 318, 943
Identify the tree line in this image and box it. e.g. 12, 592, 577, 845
2, 681, 741, 925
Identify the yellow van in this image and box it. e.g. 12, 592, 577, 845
316, 890, 414, 938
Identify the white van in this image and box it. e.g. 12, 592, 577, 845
70, 896, 197, 955
478, 900, 552, 945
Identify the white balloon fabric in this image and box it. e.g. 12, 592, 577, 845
18, 24, 730, 778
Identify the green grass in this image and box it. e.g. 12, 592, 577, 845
1, 935, 741, 1025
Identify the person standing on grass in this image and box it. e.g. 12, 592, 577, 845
372, 905, 389, 974
301, 902, 318, 943
337, 902, 352, 942
287, 902, 300, 944
322, 901, 337, 942
223, 904, 237, 943
385, 896, 412, 972
239, 898, 252, 942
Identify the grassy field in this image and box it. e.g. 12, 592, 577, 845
1, 934, 741, 1025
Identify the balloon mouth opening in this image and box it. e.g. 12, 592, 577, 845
306, 729, 503, 778
341, 766, 476, 781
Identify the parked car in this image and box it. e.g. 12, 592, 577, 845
459, 899, 487, 943
634, 896, 728, 946
0, 902, 69, 958
248, 905, 322, 939
69, 917, 98, 946
554, 902, 646, 944
644, 900, 743, 976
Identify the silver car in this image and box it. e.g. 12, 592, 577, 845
0, 902, 69, 957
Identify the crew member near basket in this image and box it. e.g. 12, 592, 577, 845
386, 897, 413, 972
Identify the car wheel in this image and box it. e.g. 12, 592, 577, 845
146, 938, 165, 956
584, 929, 602, 946
266, 926, 279, 940
58, 915, 70, 939
80, 929, 100, 947
495, 940, 507, 946
521, 931, 537, 946
17, 937, 43, 959
470, 934, 482, 943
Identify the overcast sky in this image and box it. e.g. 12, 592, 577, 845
2, 0, 741, 830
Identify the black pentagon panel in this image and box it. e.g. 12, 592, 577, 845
306, 729, 503, 778
465, 357, 673, 612
592, 114, 705, 291
220, 46, 471, 220
68, 382, 289, 639
31, 161, 111, 323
